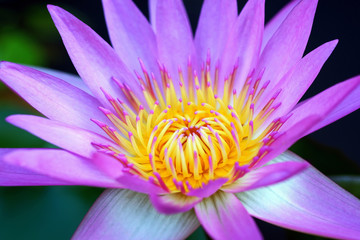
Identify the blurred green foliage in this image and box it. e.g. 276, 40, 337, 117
331, 176, 360, 199
291, 139, 360, 176
0, 186, 103, 240
0, 29, 46, 66
0, 100, 45, 148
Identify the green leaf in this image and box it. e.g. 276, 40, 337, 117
331, 175, 360, 199
0, 186, 103, 240
0, 28, 47, 66
187, 226, 209, 240
0, 98, 45, 148
290, 138, 360, 175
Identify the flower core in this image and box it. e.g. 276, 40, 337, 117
93, 59, 285, 193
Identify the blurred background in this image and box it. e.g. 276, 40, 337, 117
0, 0, 359, 239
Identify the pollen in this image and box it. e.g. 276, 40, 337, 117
92, 57, 286, 194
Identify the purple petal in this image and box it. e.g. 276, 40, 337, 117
154, 0, 197, 84
73, 189, 199, 240
220, 0, 264, 94
300, 75, 360, 136
30, 66, 91, 94
253, 115, 321, 168
48, 5, 145, 108
259, 40, 338, 123
194, 0, 237, 63
186, 178, 228, 198
0, 62, 107, 135
256, 76, 360, 167
90, 152, 124, 179
7, 114, 114, 159
0, 148, 72, 186
238, 151, 360, 239
222, 161, 308, 193
150, 193, 202, 214
262, 0, 300, 52
256, 0, 318, 109
91, 152, 164, 195
4, 149, 122, 188
102, 0, 160, 84
148, 0, 157, 31
195, 191, 262, 240
288, 75, 360, 137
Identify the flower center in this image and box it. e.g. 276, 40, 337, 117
147, 101, 242, 191
92, 59, 285, 193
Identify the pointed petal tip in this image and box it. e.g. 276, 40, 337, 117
47, 5, 70, 21
47, 4, 59, 12
288, 161, 310, 176
150, 193, 202, 215
332, 38, 339, 45
47, 4, 60, 16
325, 39, 339, 50
186, 178, 228, 198
5, 114, 17, 124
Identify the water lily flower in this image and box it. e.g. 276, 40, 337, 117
1, 0, 360, 239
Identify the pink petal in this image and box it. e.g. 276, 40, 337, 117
90, 152, 124, 179
253, 115, 321, 168
222, 161, 308, 193
186, 178, 228, 198
73, 189, 199, 240
102, 0, 160, 83
91, 152, 164, 195
7, 114, 114, 159
0, 148, 71, 186
220, 0, 264, 94
300, 75, 360, 136
256, 76, 360, 167
194, 0, 237, 63
195, 191, 262, 240
4, 149, 122, 188
0, 62, 107, 135
255, 0, 318, 109
262, 0, 301, 52
30, 66, 91, 95
48, 5, 146, 108
150, 193, 202, 214
153, 0, 197, 84
259, 40, 338, 124
148, 0, 157, 30
238, 151, 360, 239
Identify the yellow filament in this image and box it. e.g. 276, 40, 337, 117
96, 61, 281, 194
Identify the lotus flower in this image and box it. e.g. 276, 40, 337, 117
1, 0, 359, 239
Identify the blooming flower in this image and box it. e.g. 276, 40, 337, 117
0, 0, 360, 239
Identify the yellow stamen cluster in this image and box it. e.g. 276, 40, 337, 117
94, 61, 283, 193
